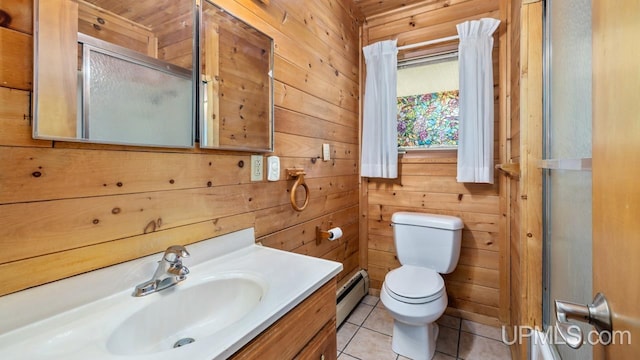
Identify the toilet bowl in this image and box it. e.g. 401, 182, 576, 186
381, 212, 463, 360
380, 265, 448, 360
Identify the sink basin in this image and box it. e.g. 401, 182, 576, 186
107, 274, 267, 355
0, 228, 342, 360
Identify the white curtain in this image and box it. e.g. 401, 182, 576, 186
361, 40, 398, 178
456, 18, 501, 184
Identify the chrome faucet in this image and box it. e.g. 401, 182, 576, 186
133, 245, 190, 297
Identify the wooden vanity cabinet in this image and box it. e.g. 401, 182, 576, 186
293, 319, 337, 360
230, 279, 337, 360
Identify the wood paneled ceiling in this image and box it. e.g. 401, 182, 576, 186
352, 0, 443, 20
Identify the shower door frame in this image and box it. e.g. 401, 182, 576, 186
541, 0, 594, 358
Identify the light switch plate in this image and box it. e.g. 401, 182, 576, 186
251, 155, 263, 181
322, 143, 331, 161
267, 156, 280, 181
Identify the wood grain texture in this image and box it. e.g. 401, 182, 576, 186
506, 0, 525, 358
293, 319, 337, 360
367, 0, 498, 40
0, 27, 32, 90
32, 0, 78, 138
498, 4, 542, 357
77, 0, 157, 56
592, 0, 640, 357
230, 280, 336, 359
213, 0, 358, 82
0, 88, 50, 147
0, 0, 33, 33
0, 213, 255, 296
496, 0, 509, 325
0, 0, 360, 296
520, 1, 543, 329
274, 81, 358, 129
354, 0, 438, 21
83, 0, 192, 30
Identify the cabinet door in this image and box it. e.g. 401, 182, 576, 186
231, 280, 336, 359
294, 319, 337, 360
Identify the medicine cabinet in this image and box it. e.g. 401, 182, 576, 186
33, 0, 197, 148
33, 0, 273, 151
199, 1, 274, 152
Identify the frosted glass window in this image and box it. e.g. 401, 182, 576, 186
86, 50, 193, 147
397, 56, 459, 149
397, 91, 459, 148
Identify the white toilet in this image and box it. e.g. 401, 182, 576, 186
380, 212, 463, 360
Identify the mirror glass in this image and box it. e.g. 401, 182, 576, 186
33, 0, 196, 148
199, 1, 274, 151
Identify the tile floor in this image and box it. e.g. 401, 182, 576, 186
337, 295, 512, 360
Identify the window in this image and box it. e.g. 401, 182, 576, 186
397, 54, 459, 150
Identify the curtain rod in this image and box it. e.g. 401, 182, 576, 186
397, 35, 459, 51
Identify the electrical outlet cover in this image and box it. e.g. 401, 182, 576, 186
267, 156, 280, 181
322, 143, 331, 161
251, 155, 263, 181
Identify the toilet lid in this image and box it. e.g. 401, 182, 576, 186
384, 265, 445, 304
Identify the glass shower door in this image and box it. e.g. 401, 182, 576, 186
542, 0, 593, 359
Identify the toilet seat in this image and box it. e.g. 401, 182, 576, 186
384, 265, 445, 304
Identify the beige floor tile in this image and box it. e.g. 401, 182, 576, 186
437, 314, 461, 330
343, 327, 398, 360
458, 332, 511, 360
376, 301, 387, 310
338, 353, 360, 360
362, 295, 380, 306
346, 303, 374, 326
436, 324, 460, 357
433, 352, 457, 360
362, 305, 395, 336
337, 322, 360, 351
345, 297, 515, 360
398, 350, 456, 360
398, 351, 456, 360
461, 320, 503, 341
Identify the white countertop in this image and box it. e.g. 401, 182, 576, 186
0, 228, 343, 359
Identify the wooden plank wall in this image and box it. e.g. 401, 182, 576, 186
361, 0, 509, 327
507, 1, 543, 358
0, 0, 361, 297
77, 0, 158, 58
519, 0, 544, 357
520, 0, 543, 333
217, 19, 271, 148
508, 0, 524, 358
83, 0, 194, 67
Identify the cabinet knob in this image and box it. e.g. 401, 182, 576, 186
320, 355, 325, 360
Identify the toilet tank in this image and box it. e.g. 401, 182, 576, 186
391, 212, 463, 274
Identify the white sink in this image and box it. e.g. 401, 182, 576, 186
107, 274, 267, 355
0, 228, 342, 360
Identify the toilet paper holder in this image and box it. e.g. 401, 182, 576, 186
316, 225, 342, 245
316, 226, 330, 245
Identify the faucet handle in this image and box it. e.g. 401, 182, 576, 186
163, 245, 190, 262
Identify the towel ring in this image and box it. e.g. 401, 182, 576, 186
287, 169, 309, 212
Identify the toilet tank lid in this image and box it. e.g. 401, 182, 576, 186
391, 212, 463, 230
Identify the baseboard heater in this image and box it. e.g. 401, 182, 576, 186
336, 269, 370, 327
